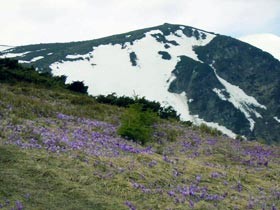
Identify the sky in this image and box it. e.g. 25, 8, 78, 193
1, 0, 280, 46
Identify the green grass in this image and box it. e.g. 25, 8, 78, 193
0, 82, 279, 210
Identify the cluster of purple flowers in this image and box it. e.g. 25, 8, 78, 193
0, 199, 24, 210
3, 113, 153, 158
1, 109, 279, 210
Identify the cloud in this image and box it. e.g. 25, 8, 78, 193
0, 0, 280, 45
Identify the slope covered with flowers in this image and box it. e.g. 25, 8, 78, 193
0, 82, 279, 210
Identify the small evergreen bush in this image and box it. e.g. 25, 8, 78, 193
118, 104, 157, 145
67, 81, 88, 94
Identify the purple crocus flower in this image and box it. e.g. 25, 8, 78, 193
168, 191, 176, 197
189, 200, 194, 208
15, 201, 23, 210
272, 204, 277, 210
125, 201, 136, 210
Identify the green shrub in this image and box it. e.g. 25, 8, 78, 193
67, 81, 88, 94
236, 135, 245, 141
117, 104, 157, 145
95, 93, 180, 120
70, 95, 95, 105
199, 123, 222, 136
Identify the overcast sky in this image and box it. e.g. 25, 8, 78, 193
1, 0, 280, 46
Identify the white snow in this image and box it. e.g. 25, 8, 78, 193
274, 116, 280, 123
49, 28, 237, 137
66, 54, 88, 59
192, 116, 237, 138
239, 34, 280, 61
125, 35, 131, 38
30, 56, 44, 62
211, 64, 266, 131
36, 49, 46, 52
18, 60, 31, 64
12, 56, 44, 63
164, 29, 216, 62
47, 53, 53, 55
213, 88, 227, 101
0, 51, 30, 58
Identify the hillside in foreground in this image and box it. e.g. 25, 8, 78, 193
0, 59, 279, 210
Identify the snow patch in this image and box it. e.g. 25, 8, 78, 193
213, 88, 227, 101
0, 51, 31, 58
193, 116, 237, 138
274, 116, 280, 123
66, 54, 87, 59
36, 49, 46, 52
164, 29, 216, 62
211, 64, 266, 131
18, 60, 31, 64
30, 56, 44, 62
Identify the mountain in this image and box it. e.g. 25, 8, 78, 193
0, 60, 279, 209
239, 33, 280, 61
1, 23, 280, 143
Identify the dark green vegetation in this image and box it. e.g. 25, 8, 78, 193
67, 81, 88, 94
0, 58, 280, 210
158, 51, 172, 60
118, 104, 157, 144
0, 58, 66, 88
0, 58, 88, 94
95, 93, 180, 120
129, 52, 138, 66
168, 56, 249, 135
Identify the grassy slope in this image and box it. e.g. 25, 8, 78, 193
0, 83, 279, 210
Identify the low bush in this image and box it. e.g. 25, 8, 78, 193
95, 93, 180, 120
118, 104, 157, 145
67, 81, 88, 94
199, 123, 222, 136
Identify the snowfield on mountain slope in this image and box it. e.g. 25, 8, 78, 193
211, 65, 267, 131
49, 29, 235, 137
50, 29, 215, 112
0, 51, 31, 59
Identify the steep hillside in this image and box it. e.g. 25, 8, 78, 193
239, 34, 280, 61
1, 23, 280, 143
0, 59, 279, 210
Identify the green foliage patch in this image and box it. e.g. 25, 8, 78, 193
118, 104, 157, 144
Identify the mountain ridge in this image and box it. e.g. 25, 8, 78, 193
0, 23, 279, 143
239, 33, 280, 61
